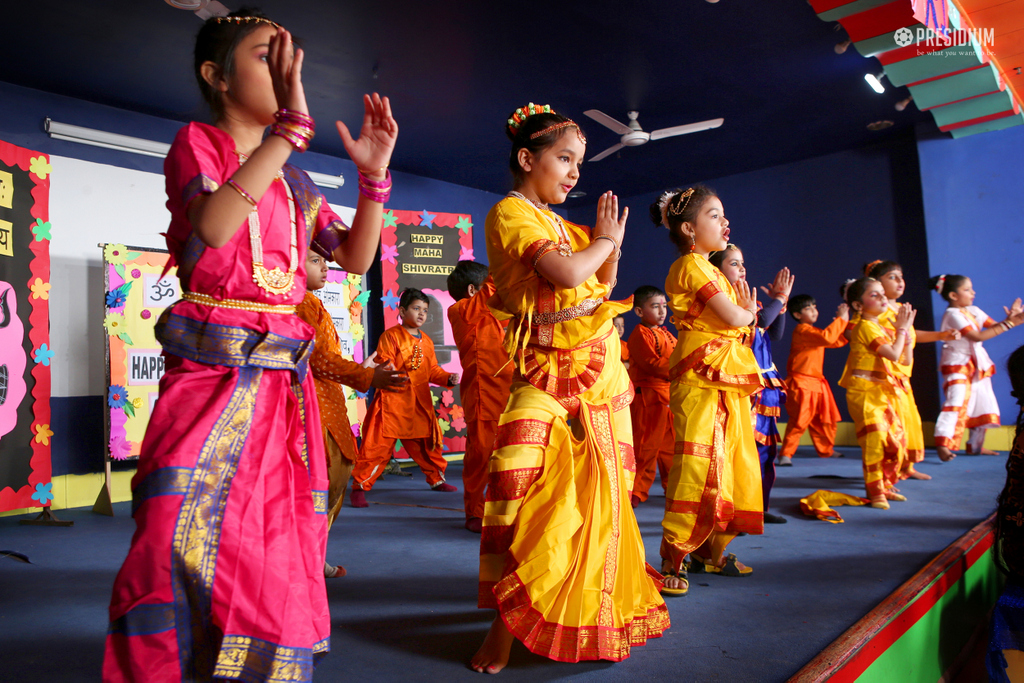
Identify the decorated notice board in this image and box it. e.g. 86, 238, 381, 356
0, 141, 54, 516
378, 209, 474, 458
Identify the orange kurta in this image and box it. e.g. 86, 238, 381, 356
780, 316, 848, 457
353, 325, 453, 490
627, 324, 677, 502
620, 338, 630, 365
297, 291, 374, 524
448, 277, 514, 520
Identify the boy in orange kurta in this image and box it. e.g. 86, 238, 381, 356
297, 250, 407, 574
627, 285, 677, 507
447, 262, 514, 533
614, 314, 630, 370
779, 294, 849, 465
351, 288, 460, 506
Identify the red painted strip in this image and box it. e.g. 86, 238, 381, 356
878, 35, 972, 65
841, 2, 918, 43
908, 63, 991, 87
939, 107, 1018, 131
810, 0, 856, 13
920, 87, 1004, 112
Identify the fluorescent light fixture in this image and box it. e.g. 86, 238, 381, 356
44, 118, 345, 188
865, 73, 886, 94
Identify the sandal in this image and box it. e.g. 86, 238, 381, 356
688, 552, 709, 574
704, 553, 753, 577
659, 559, 688, 597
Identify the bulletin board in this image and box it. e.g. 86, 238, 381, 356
378, 209, 474, 457
0, 140, 53, 514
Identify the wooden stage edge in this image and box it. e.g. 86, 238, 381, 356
790, 513, 999, 683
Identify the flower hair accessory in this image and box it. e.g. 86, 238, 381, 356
658, 188, 696, 229
864, 259, 883, 276
507, 103, 553, 136
840, 278, 856, 300
935, 274, 947, 293
213, 15, 281, 29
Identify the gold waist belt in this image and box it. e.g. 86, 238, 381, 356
183, 291, 297, 314
531, 298, 602, 327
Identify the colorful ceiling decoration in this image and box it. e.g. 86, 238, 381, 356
811, 0, 1024, 138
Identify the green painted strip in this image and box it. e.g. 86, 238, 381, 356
950, 112, 1024, 139
818, 0, 894, 23
854, 25, 925, 59
931, 90, 1015, 128
855, 549, 1005, 683
885, 38, 987, 87
909, 63, 1001, 110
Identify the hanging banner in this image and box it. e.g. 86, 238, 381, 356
0, 140, 53, 513
378, 209, 474, 457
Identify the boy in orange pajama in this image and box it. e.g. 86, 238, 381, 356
779, 294, 849, 465
351, 289, 460, 506
447, 262, 514, 533
627, 285, 677, 507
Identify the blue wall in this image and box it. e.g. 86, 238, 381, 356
570, 130, 940, 423
918, 122, 1024, 421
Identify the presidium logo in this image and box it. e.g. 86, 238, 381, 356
892, 25, 996, 55
894, 27, 915, 47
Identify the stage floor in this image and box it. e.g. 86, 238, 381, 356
0, 447, 1008, 681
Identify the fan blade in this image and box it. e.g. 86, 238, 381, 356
588, 143, 625, 162
650, 118, 724, 140
583, 110, 633, 135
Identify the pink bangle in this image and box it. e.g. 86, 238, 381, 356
358, 169, 392, 203
225, 178, 257, 207
358, 168, 392, 189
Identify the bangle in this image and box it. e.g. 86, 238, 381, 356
271, 109, 315, 152
605, 248, 622, 264
225, 178, 257, 207
358, 164, 388, 177
358, 168, 392, 203
592, 234, 618, 248
897, 328, 910, 338
1004, 320, 1016, 330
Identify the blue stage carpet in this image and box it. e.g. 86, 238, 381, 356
0, 447, 1008, 681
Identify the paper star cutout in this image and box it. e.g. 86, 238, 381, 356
419, 210, 436, 229
455, 216, 473, 234
380, 243, 399, 264
459, 246, 474, 261
32, 219, 52, 242
382, 210, 398, 228
381, 289, 400, 310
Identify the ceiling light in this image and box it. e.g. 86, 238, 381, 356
895, 96, 913, 112
44, 119, 345, 188
865, 73, 886, 94
567, 190, 586, 199
835, 39, 851, 54
867, 120, 894, 131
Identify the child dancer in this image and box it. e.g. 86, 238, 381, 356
614, 314, 630, 369
352, 289, 459, 504
447, 261, 514, 533
839, 278, 914, 508
627, 285, 676, 507
654, 187, 764, 582
931, 274, 1024, 461
297, 249, 406, 575
709, 245, 793, 524
105, 11, 398, 680
779, 294, 849, 465
471, 104, 668, 674
867, 260, 959, 479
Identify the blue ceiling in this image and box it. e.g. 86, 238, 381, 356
1, 0, 931, 203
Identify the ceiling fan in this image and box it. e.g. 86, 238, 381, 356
582, 110, 724, 162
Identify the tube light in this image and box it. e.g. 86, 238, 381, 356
864, 73, 886, 94
44, 119, 345, 188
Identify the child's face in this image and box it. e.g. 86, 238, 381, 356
635, 295, 668, 327
855, 281, 888, 317
400, 299, 430, 328
949, 278, 975, 307
613, 317, 625, 338
305, 250, 329, 291
218, 25, 282, 126
878, 268, 905, 302
796, 303, 818, 325
716, 247, 745, 285
687, 196, 730, 254
519, 130, 584, 206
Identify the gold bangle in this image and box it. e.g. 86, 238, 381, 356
604, 248, 622, 264
357, 164, 388, 176
225, 178, 257, 207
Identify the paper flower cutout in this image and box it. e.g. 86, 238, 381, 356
382, 210, 398, 228
450, 404, 464, 421
32, 219, 52, 242
141, 310, 152, 320
132, 397, 143, 409
131, 268, 142, 279
459, 246, 474, 261
109, 435, 132, 460
30, 278, 50, 300
346, 274, 362, 288
34, 423, 54, 446
381, 290, 400, 310
31, 482, 54, 504
419, 210, 436, 228
351, 323, 365, 341
442, 389, 454, 407
455, 216, 473, 234
33, 344, 54, 366
380, 243, 399, 265
108, 385, 128, 409
106, 289, 127, 308
431, 391, 439, 406
438, 418, 450, 433
104, 244, 128, 265
104, 313, 126, 335
351, 423, 361, 438
451, 416, 466, 432
30, 156, 52, 180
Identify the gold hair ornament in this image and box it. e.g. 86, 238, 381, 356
668, 188, 696, 217
213, 15, 281, 29
530, 120, 587, 145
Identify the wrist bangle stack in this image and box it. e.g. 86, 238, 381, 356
592, 234, 621, 263
1003, 320, 1016, 331
358, 169, 392, 203
225, 178, 257, 207
271, 109, 315, 152
897, 328, 910, 338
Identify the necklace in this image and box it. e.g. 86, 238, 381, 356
236, 152, 298, 296
508, 191, 573, 257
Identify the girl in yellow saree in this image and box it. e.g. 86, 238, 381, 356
471, 104, 669, 674
654, 186, 764, 583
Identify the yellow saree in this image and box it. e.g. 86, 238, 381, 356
479, 196, 669, 662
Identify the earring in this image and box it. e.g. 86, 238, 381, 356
689, 234, 695, 253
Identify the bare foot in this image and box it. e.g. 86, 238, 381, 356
884, 489, 907, 501
937, 446, 956, 462
979, 448, 999, 455
470, 617, 514, 674
870, 497, 890, 509
905, 470, 932, 480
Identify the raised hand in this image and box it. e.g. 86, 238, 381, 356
896, 302, 916, 329
449, 373, 461, 386
361, 351, 379, 368
268, 28, 308, 114
593, 191, 627, 248
735, 279, 757, 322
836, 303, 850, 320
371, 360, 407, 391
1004, 297, 1024, 326
336, 93, 398, 179
760, 267, 795, 302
